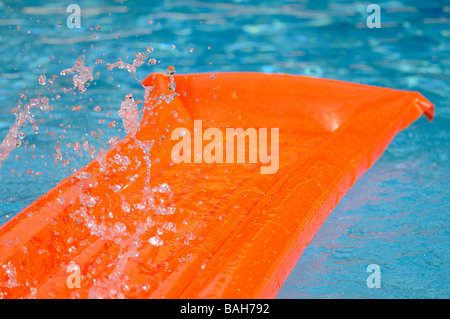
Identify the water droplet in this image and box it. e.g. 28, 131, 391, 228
39, 75, 46, 85
185, 231, 195, 241
114, 222, 127, 233
135, 202, 146, 210
163, 222, 176, 232
112, 185, 122, 193
149, 236, 163, 246
121, 201, 131, 213
118, 94, 140, 134
159, 183, 171, 193
303, 65, 323, 77
86, 196, 96, 208
166, 65, 175, 75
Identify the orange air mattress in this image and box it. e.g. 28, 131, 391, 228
0, 72, 434, 299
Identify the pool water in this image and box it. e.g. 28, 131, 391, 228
0, 0, 448, 298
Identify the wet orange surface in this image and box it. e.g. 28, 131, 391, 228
0, 73, 433, 298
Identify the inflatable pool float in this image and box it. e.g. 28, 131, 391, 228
0, 72, 434, 299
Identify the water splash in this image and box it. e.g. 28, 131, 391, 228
0, 50, 155, 170
0, 47, 190, 298
118, 94, 140, 134
60, 55, 95, 93
0, 96, 50, 167
105, 52, 148, 79
0, 262, 19, 289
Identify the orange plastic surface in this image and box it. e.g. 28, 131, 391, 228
0, 72, 434, 299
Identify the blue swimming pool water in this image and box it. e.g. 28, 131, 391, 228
0, 0, 448, 298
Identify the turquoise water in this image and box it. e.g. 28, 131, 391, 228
0, 0, 448, 298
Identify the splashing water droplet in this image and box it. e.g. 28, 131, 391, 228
39, 75, 46, 85
159, 183, 171, 193
112, 184, 122, 193
149, 236, 163, 246
166, 65, 175, 75
2, 262, 20, 288
163, 222, 176, 233
118, 94, 140, 134
114, 222, 127, 233
60, 55, 94, 93
86, 196, 97, 208
121, 201, 131, 213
